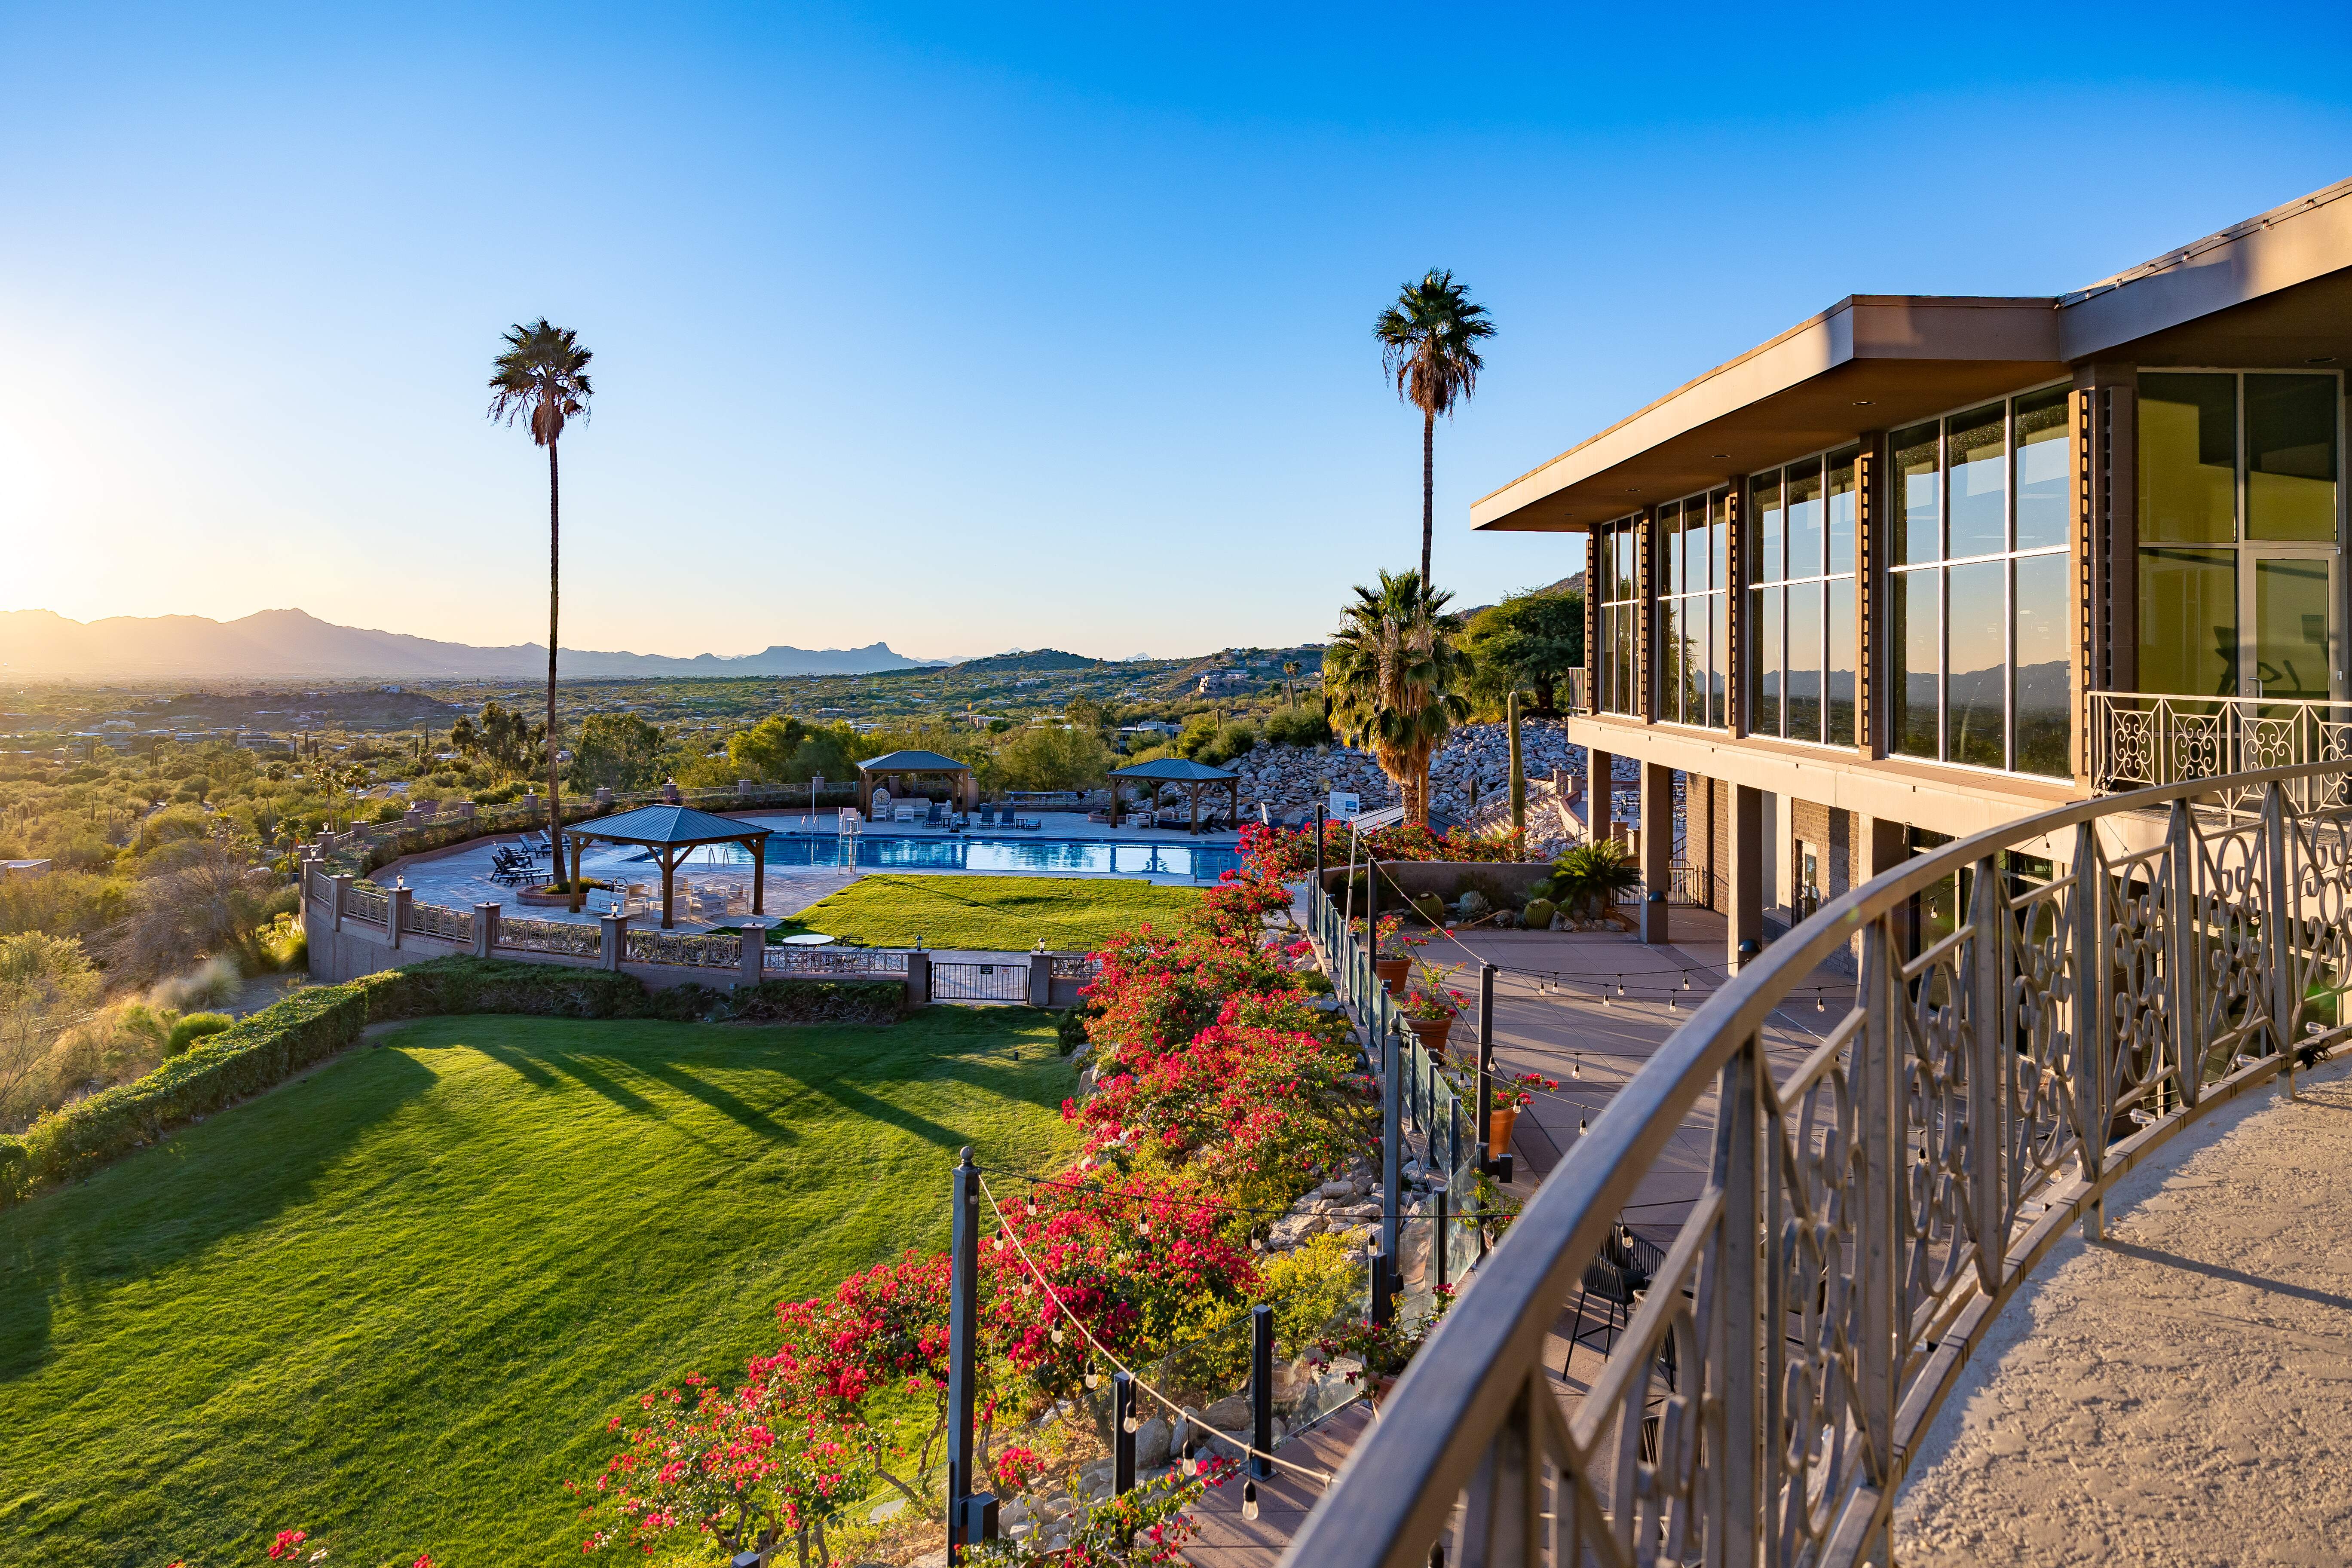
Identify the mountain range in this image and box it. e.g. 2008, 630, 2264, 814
0, 608, 940, 680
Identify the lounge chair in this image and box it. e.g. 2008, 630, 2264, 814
978, 805, 996, 827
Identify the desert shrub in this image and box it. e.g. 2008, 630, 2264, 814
1408, 892, 1447, 925
165, 1011, 234, 1056
1261, 707, 1332, 747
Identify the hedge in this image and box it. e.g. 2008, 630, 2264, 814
0, 957, 907, 1208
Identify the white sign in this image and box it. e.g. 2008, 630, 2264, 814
1328, 790, 1362, 820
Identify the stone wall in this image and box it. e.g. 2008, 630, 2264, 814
1224, 719, 1593, 822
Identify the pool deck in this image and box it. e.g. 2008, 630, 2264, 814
371, 810, 1244, 930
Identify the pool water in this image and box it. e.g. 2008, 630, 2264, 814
658, 833, 1242, 881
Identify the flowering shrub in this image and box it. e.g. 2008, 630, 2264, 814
1495, 1069, 1561, 1110
1239, 820, 1527, 881
1396, 979, 1466, 1026
1315, 1284, 1455, 1388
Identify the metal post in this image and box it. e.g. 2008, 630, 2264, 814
2163, 798, 2201, 1112
1433, 1189, 1449, 1296
2262, 781, 2298, 1099
2071, 820, 2110, 1242
1856, 925, 1899, 1507
1477, 964, 1496, 1175
1712, 1036, 1763, 1563
1966, 852, 2005, 1294
1250, 1304, 1274, 1479
946, 1148, 995, 1562
1113, 1372, 1138, 1496
1313, 802, 1326, 921
1507, 690, 1525, 839
1369, 1248, 1392, 1326
1382, 1017, 1402, 1308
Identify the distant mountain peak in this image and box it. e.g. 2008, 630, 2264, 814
0, 608, 936, 680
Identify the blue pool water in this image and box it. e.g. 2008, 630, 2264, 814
664, 833, 1242, 881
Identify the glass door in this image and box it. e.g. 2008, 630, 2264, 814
2245, 552, 2339, 707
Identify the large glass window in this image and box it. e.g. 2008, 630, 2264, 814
1595, 516, 1640, 715
1655, 490, 1729, 728
1746, 452, 1856, 744
2138, 370, 2343, 705
1880, 386, 2076, 776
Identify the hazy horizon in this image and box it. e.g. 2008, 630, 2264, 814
6, 3, 2349, 660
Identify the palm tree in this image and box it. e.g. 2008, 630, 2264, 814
1283, 659, 1301, 709
1375, 270, 1495, 586
487, 320, 594, 836
1323, 569, 1472, 827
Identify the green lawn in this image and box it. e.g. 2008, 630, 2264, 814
774, 873, 1201, 952
0, 1010, 1079, 1568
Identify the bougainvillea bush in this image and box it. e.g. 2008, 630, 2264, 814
570, 853, 1380, 1564
1238, 818, 1527, 881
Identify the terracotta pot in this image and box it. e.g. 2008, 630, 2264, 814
1370, 1372, 1399, 1409
1407, 1014, 1453, 1058
1488, 1103, 1522, 1161
1374, 957, 1411, 993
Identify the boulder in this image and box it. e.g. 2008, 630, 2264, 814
1318, 1179, 1356, 1199
1135, 1416, 1173, 1469
1202, 1392, 1253, 1430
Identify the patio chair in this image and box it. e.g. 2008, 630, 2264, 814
978, 805, 996, 827
1566, 1221, 1653, 1360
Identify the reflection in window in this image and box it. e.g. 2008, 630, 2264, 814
1751, 587, 1782, 736
1653, 492, 1728, 729
2014, 552, 2070, 777
2248, 373, 2339, 542
1744, 452, 1853, 747
2014, 387, 2070, 551
1594, 517, 1642, 715
1883, 387, 2078, 772
1947, 402, 2008, 559
1828, 577, 1856, 747
2137, 547, 2236, 700
2139, 373, 2237, 544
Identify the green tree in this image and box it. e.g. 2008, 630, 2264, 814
0, 931, 103, 1125
568, 712, 669, 792
1323, 569, 1472, 827
487, 318, 594, 835
1464, 585, 1585, 716
728, 716, 810, 782
992, 726, 1112, 792
1375, 270, 1495, 585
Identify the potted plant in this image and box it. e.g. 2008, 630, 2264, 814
1397, 977, 1465, 1058
1355, 912, 1415, 993
1488, 1069, 1559, 1161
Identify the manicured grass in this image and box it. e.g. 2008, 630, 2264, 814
0, 1010, 1079, 1568
776, 873, 1201, 952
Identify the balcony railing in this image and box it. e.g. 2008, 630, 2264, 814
2093, 690, 2352, 809
1283, 757, 2352, 1568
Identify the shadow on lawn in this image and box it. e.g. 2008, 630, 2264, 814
0, 1047, 440, 1385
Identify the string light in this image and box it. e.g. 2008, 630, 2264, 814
1816, 994, 1826, 1013
1084, 1361, 1101, 1390
1242, 1480, 1260, 1521
1123, 1409, 1141, 1433
1051, 1326, 1064, 1345
1571, 1059, 1582, 1079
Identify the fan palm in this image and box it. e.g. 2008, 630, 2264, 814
1323, 569, 1472, 827
1375, 270, 1495, 585
487, 320, 594, 836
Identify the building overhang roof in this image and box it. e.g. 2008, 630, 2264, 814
1478, 176, 2352, 534
564, 804, 772, 846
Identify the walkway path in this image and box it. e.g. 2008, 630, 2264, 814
1893, 1056, 2352, 1567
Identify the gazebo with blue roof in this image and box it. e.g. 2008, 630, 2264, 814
560, 803, 774, 928
857, 749, 977, 818
1109, 756, 1240, 834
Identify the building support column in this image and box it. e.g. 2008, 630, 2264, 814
1587, 748, 1614, 844
1640, 763, 1673, 944
1728, 784, 1764, 971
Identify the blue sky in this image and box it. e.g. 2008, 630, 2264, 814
4, 2, 2349, 662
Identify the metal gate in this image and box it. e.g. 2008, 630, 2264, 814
929, 960, 1029, 1002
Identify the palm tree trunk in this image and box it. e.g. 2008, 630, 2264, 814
546, 438, 562, 844
1420, 408, 1435, 586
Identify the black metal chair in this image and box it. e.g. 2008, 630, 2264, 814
1567, 1221, 1652, 1359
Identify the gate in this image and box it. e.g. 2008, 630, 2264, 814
929, 960, 1029, 1002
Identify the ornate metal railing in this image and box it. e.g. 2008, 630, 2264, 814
624, 929, 741, 968
2092, 690, 2352, 808
497, 916, 603, 959
1286, 760, 2352, 1568
345, 885, 389, 927
760, 946, 910, 976
1049, 953, 1097, 981
407, 901, 472, 943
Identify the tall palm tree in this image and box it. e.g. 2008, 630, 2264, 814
1283, 659, 1301, 709
487, 319, 593, 837
1375, 270, 1495, 586
1323, 569, 1472, 827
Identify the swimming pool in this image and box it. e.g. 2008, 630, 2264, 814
657, 833, 1242, 881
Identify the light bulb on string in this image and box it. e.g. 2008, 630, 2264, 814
1084, 1362, 1100, 1390
1242, 1481, 1260, 1522
1579, 1115, 1588, 1135
1050, 1326, 1064, 1345
1123, 1410, 1140, 1433
1616, 980, 1626, 997
1601, 991, 1612, 1008
1026, 1196, 1038, 1217
1571, 1059, 1582, 1079
1682, 974, 1691, 991
1139, 1216, 1152, 1237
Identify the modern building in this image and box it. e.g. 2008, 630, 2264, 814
1476, 176, 2352, 966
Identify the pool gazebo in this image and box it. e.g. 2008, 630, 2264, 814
857, 750, 976, 817
561, 804, 773, 928
1109, 756, 1241, 833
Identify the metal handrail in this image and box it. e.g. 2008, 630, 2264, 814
1285, 757, 2352, 1568
2091, 689, 2352, 807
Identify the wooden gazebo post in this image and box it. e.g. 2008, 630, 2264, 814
747, 835, 765, 914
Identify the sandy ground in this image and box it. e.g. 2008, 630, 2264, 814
1893, 1055, 2352, 1567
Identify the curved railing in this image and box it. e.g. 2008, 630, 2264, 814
1285, 761, 2352, 1568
